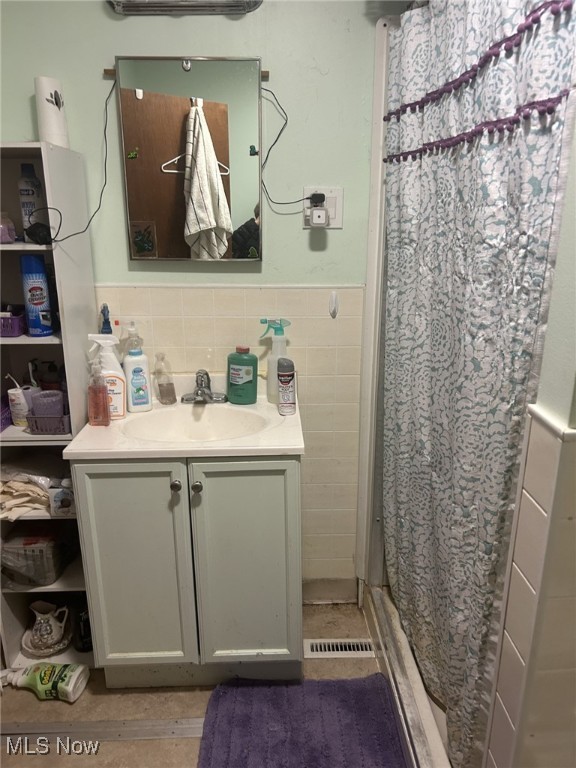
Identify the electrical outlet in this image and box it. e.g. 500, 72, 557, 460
303, 187, 343, 229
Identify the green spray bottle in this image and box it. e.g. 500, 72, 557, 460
260, 318, 291, 404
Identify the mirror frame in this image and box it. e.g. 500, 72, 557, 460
116, 56, 262, 262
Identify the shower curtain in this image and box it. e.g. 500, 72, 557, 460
380, 3, 576, 767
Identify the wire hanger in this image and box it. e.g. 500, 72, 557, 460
160, 154, 229, 175
160, 96, 230, 175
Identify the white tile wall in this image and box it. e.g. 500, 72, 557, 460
489, 694, 516, 768
514, 491, 548, 591
504, 564, 537, 662
522, 418, 561, 511
486, 750, 498, 768
95, 284, 364, 587
497, 631, 526, 726
491, 408, 576, 768
537, 596, 576, 670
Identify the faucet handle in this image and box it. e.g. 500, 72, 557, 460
196, 369, 211, 388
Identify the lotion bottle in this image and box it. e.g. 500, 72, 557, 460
123, 322, 152, 413
227, 346, 258, 405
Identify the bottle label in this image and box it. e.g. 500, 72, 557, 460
229, 364, 254, 385
22, 273, 52, 336
278, 370, 296, 413
104, 375, 126, 418
130, 368, 150, 406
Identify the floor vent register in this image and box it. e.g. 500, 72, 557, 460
303, 639, 375, 658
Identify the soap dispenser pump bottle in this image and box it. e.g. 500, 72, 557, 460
88, 361, 111, 426
122, 322, 152, 413
260, 318, 291, 404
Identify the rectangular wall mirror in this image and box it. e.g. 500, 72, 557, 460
116, 56, 261, 261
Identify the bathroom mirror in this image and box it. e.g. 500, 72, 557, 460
116, 56, 261, 261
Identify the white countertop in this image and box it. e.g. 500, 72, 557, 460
63, 392, 305, 461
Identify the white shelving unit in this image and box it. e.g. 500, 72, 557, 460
1, 142, 97, 669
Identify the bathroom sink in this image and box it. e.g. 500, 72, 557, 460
120, 404, 269, 443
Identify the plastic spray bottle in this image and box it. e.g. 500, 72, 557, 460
260, 319, 291, 404
154, 352, 177, 405
123, 322, 152, 413
88, 334, 126, 420
1, 662, 90, 702
99, 303, 112, 334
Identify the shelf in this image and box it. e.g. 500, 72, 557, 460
2, 556, 85, 594
1, 142, 43, 159
0, 243, 52, 252
12, 647, 94, 670
0, 425, 71, 446
1, 510, 76, 522
0, 333, 62, 345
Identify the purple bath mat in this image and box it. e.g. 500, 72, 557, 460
198, 673, 408, 768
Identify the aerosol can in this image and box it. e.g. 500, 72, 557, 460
277, 357, 296, 415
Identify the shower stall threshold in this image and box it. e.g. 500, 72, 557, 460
364, 586, 451, 768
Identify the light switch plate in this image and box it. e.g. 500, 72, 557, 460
303, 187, 343, 229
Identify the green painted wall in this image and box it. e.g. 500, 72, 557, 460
0, 0, 377, 285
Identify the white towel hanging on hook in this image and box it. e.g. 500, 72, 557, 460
183, 104, 232, 260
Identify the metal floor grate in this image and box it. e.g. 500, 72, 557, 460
303, 639, 375, 658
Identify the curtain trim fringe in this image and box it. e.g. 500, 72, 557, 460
383, 0, 573, 124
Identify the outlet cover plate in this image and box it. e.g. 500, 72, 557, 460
303, 186, 343, 229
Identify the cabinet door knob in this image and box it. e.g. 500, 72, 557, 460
170, 480, 182, 492
191, 481, 203, 493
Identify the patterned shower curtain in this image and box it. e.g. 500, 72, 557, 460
381, 2, 576, 766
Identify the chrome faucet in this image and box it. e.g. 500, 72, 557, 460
181, 369, 228, 404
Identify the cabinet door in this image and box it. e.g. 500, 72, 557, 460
72, 461, 199, 666
191, 458, 301, 663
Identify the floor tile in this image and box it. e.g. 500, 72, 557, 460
2, 604, 376, 768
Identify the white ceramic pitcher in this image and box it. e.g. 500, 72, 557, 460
29, 600, 69, 649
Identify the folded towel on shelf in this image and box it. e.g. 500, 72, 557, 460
0, 479, 50, 520
183, 105, 232, 260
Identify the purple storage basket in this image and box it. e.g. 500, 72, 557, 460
0, 306, 26, 337
0, 397, 11, 432
26, 397, 70, 435
26, 413, 71, 435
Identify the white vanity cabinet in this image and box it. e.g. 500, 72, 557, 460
70, 455, 302, 671
71, 460, 199, 666
191, 458, 301, 663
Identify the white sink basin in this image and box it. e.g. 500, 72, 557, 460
121, 404, 269, 443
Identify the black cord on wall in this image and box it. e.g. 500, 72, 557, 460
261, 87, 310, 207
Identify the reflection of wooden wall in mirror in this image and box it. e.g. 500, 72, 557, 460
119, 89, 231, 259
